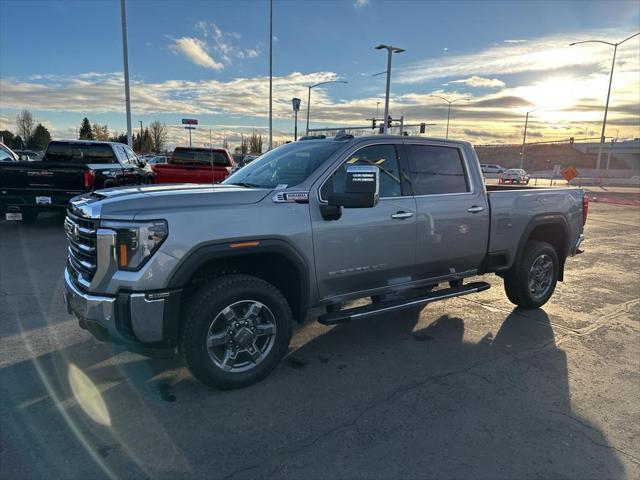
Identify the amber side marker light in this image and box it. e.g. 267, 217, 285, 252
119, 244, 128, 267
229, 241, 260, 249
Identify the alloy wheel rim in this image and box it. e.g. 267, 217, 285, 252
206, 300, 277, 373
529, 254, 554, 299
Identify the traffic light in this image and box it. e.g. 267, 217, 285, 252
387, 115, 392, 128
419, 122, 426, 134
569, 137, 574, 144
372, 118, 377, 130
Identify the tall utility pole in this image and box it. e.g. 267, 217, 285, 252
570, 32, 639, 180
520, 106, 542, 170
375, 44, 405, 134
305, 80, 348, 136
268, 0, 273, 150
120, 0, 133, 148
139, 120, 143, 148
431, 95, 466, 139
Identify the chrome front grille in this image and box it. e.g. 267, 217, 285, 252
65, 209, 98, 288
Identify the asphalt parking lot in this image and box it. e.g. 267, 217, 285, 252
1, 203, 639, 479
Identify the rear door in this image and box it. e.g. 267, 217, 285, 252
405, 142, 489, 281
311, 141, 417, 301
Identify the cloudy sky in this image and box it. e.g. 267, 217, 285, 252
1, 0, 639, 148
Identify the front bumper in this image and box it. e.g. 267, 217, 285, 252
63, 268, 181, 351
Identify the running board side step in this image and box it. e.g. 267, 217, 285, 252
318, 281, 491, 326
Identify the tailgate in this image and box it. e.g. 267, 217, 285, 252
1, 163, 86, 191
154, 164, 215, 184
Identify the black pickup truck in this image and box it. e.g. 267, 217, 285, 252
0, 140, 153, 222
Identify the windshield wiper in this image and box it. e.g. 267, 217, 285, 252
227, 181, 262, 188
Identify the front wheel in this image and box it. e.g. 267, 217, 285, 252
504, 240, 558, 309
180, 274, 293, 389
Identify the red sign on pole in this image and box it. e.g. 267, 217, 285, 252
181, 119, 198, 125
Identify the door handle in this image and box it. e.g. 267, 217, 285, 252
391, 211, 414, 220
467, 205, 485, 213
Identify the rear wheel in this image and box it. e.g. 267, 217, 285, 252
504, 240, 558, 309
180, 274, 293, 389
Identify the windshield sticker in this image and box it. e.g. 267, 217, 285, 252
275, 184, 288, 189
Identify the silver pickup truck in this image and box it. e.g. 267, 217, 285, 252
63, 134, 587, 389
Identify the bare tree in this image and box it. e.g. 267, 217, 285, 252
16, 109, 35, 142
249, 133, 263, 154
92, 123, 109, 140
149, 121, 168, 153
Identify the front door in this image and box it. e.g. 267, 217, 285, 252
310, 142, 417, 302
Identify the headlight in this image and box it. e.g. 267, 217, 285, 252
102, 220, 168, 271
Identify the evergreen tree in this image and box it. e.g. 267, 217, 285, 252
0, 130, 15, 146
26, 124, 52, 151
10, 135, 23, 150
79, 117, 94, 140
109, 132, 128, 144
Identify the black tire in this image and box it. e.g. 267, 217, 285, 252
504, 240, 558, 309
180, 274, 293, 390
21, 210, 38, 224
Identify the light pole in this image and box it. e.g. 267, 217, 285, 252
305, 80, 348, 136
376, 102, 381, 118
291, 97, 301, 141
138, 120, 143, 152
375, 44, 405, 134
431, 95, 466, 139
520, 106, 543, 170
570, 32, 639, 180
120, 0, 133, 147
268, 0, 273, 150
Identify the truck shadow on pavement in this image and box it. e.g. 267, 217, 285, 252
1, 304, 627, 479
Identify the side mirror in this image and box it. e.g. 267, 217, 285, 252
327, 165, 379, 208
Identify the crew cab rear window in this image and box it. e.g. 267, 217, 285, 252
406, 145, 469, 195
43, 142, 117, 164
172, 148, 231, 166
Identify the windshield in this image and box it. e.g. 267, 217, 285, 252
44, 142, 117, 164
223, 141, 344, 189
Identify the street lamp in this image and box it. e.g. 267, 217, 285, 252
120, 0, 132, 147
570, 32, 639, 179
305, 80, 348, 136
430, 95, 467, 139
375, 44, 405, 134
292, 97, 301, 141
520, 106, 543, 170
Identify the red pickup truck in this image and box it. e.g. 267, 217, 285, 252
153, 147, 235, 184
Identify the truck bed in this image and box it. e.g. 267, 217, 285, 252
486, 186, 585, 269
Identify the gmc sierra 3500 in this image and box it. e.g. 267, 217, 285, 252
63, 133, 587, 389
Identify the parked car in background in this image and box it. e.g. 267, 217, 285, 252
499, 168, 530, 185
0, 142, 19, 162
63, 134, 587, 389
0, 140, 153, 223
146, 155, 169, 165
153, 147, 235, 184
480, 163, 505, 174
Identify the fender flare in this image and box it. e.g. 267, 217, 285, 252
166, 238, 311, 321
514, 214, 570, 280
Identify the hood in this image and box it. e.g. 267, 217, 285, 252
70, 183, 271, 219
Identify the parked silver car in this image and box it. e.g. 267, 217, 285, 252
500, 168, 530, 184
